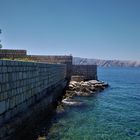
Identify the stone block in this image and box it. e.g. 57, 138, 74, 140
0, 101, 6, 114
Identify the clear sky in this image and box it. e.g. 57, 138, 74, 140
0, 0, 140, 60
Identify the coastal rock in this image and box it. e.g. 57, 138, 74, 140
62, 98, 83, 106
62, 79, 109, 107
56, 103, 65, 114
75, 91, 91, 96
88, 80, 103, 84
66, 79, 108, 98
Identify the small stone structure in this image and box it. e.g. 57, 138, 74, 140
72, 65, 97, 80
71, 75, 85, 82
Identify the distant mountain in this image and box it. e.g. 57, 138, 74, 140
73, 57, 140, 67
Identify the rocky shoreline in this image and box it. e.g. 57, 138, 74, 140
38, 80, 109, 139
62, 80, 109, 106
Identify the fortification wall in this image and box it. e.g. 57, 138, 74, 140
0, 49, 97, 81
28, 55, 73, 80
28, 55, 72, 64
0, 49, 72, 80
0, 49, 27, 58
72, 65, 97, 80
0, 60, 67, 139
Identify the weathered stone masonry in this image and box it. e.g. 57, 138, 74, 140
27, 55, 73, 79
0, 49, 27, 58
0, 49, 72, 80
0, 49, 98, 81
0, 60, 66, 139
72, 65, 97, 80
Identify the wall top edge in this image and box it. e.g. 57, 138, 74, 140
0, 59, 66, 66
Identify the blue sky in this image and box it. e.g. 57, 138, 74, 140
0, 0, 140, 60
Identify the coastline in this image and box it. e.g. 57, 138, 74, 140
37, 79, 109, 140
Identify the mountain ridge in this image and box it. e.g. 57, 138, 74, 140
73, 57, 140, 67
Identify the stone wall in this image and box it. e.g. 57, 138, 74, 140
0, 49, 27, 58
28, 55, 72, 80
72, 65, 97, 80
0, 49, 72, 80
0, 49, 97, 81
0, 60, 66, 139
28, 55, 72, 64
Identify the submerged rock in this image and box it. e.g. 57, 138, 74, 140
125, 128, 140, 137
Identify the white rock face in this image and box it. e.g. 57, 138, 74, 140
88, 80, 103, 84
68, 80, 108, 97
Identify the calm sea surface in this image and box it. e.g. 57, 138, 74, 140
47, 67, 140, 140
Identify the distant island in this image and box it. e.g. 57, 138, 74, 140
73, 57, 140, 67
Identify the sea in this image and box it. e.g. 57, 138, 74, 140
46, 67, 140, 140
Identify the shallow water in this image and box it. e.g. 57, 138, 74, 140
47, 67, 140, 140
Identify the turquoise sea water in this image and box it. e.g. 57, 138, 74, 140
47, 68, 140, 140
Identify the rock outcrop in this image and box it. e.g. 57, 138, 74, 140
62, 80, 109, 106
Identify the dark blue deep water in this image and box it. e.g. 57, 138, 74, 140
48, 68, 140, 140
